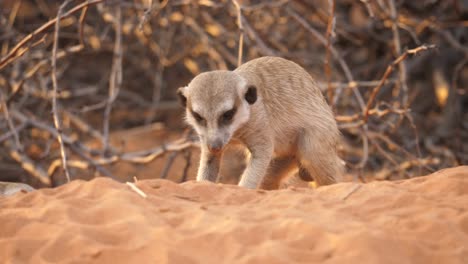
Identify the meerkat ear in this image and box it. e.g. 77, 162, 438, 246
177, 87, 187, 107
245, 85, 257, 105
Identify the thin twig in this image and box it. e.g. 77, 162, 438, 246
337, 103, 410, 123
0, 122, 26, 144
67, 144, 116, 179
63, 110, 104, 142
138, 0, 169, 29
240, 12, 276, 56
388, 0, 409, 106
9, 147, 51, 186
103, 5, 123, 154
318, 80, 396, 91
232, 0, 244, 66
144, 64, 164, 125
364, 44, 435, 122
432, 27, 468, 56
78, 3, 89, 47
9, 109, 116, 178
368, 131, 435, 172
2, 1, 20, 57
51, 0, 73, 183
0, 90, 22, 150
371, 137, 401, 168
8, 44, 84, 104
0, 0, 105, 70
47, 140, 197, 175
180, 148, 192, 182
286, 7, 366, 109
325, 0, 336, 103
11, 110, 89, 151
451, 57, 468, 94
342, 184, 362, 200
185, 17, 237, 66
160, 152, 177, 179
403, 112, 423, 176
241, 0, 288, 11
360, 0, 374, 17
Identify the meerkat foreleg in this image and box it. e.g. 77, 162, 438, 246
259, 157, 297, 190
196, 145, 222, 182
238, 139, 273, 189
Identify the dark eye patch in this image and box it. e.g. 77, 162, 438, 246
219, 108, 236, 125
190, 110, 205, 125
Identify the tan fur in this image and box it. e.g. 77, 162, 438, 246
179, 56, 344, 189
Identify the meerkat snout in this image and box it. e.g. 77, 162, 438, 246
178, 57, 344, 189
207, 138, 223, 153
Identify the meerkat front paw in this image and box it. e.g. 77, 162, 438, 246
238, 174, 261, 189
238, 181, 257, 189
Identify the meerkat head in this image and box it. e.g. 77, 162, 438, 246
177, 71, 257, 154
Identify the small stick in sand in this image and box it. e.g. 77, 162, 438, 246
126, 181, 147, 198
342, 184, 362, 201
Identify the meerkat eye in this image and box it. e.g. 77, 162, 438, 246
220, 108, 236, 124
191, 110, 205, 124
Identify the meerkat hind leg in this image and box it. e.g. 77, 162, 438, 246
259, 157, 297, 190
298, 167, 313, 181
297, 132, 342, 186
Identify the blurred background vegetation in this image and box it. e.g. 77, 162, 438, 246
0, 0, 466, 188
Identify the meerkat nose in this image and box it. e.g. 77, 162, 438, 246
207, 139, 223, 153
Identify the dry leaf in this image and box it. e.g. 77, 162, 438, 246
159, 17, 169, 27
184, 58, 200, 75
199, 0, 217, 7
205, 24, 221, 37
89, 35, 101, 50
170, 12, 184, 22
102, 12, 114, 23
433, 69, 449, 107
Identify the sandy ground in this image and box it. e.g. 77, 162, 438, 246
0, 166, 467, 264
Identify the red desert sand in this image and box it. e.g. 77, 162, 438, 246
1, 166, 467, 264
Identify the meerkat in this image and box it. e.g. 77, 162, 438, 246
177, 56, 344, 189
0, 181, 35, 196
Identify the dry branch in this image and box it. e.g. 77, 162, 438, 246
51, 0, 73, 183
47, 139, 197, 177
232, 0, 244, 67
388, 0, 409, 106
8, 147, 51, 186
103, 5, 123, 155
287, 6, 366, 111
364, 44, 436, 122
0, 90, 21, 150
325, 0, 336, 103
0, 0, 464, 186
0, 0, 105, 70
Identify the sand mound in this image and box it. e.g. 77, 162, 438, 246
1, 166, 468, 264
